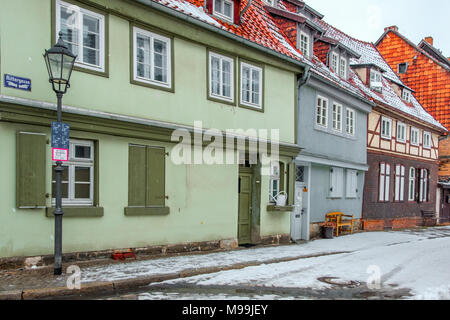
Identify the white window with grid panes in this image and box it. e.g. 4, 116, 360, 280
133, 27, 171, 88
394, 164, 405, 202
370, 69, 382, 91
346, 108, 355, 136
423, 131, 432, 149
52, 140, 94, 206
213, 0, 234, 22
408, 167, 416, 201
316, 96, 328, 128
56, 0, 105, 72
269, 162, 280, 202
339, 57, 347, 79
402, 89, 411, 102
419, 169, 429, 203
379, 163, 391, 202
397, 122, 406, 143
209, 52, 234, 102
411, 127, 420, 146
300, 32, 310, 57
381, 117, 392, 140
332, 103, 342, 132
240, 62, 262, 109
331, 52, 339, 73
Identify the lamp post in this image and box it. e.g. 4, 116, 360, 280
44, 32, 76, 275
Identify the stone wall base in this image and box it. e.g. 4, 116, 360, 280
0, 238, 239, 270
362, 217, 434, 231
259, 234, 291, 245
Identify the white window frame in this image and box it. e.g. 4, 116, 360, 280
331, 52, 339, 74
300, 31, 310, 57
379, 163, 390, 202
332, 103, 343, 132
346, 108, 355, 136
263, 0, 276, 6
410, 127, 420, 146
346, 169, 358, 198
397, 122, 406, 143
419, 169, 428, 203
316, 96, 328, 128
339, 57, 347, 79
423, 131, 432, 149
402, 89, 411, 103
56, 0, 105, 72
408, 167, 416, 201
213, 0, 234, 23
52, 139, 94, 207
370, 69, 382, 91
209, 52, 235, 103
269, 162, 280, 202
240, 62, 263, 109
381, 117, 392, 140
133, 27, 172, 89
330, 167, 344, 198
394, 164, 405, 202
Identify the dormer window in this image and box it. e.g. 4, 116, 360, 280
331, 52, 339, 73
213, 0, 234, 23
263, 0, 276, 6
370, 69, 382, 92
402, 89, 411, 103
339, 57, 347, 79
300, 32, 310, 57
398, 63, 408, 74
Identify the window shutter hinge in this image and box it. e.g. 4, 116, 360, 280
165, 152, 169, 156
330, 187, 333, 192
46, 139, 50, 145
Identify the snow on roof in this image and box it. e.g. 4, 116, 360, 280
316, 19, 446, 131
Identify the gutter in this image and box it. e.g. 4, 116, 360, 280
133, 0, 308, 71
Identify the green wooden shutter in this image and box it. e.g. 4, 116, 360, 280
128, 145, 146, 206
287, 162, 295, 206
16, 132, 46, 208
146, 147, 166, 207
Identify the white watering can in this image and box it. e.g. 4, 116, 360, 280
272, 191, 288, 207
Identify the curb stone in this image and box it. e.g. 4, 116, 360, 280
0, 290, 22, 300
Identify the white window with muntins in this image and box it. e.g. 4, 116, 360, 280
330, 167, 344, 198
423, 131, 432, 149
339, 57, 347, 79
409, 167, 416, 201
213, 0, 234, 22
370, 69, 382, 91
419, 169, 428, 203
240, 62, 262, 109
381, 117, 392, 140
331, 52, 339, 73
332, 103, 342, 132
300, 32, 310, 57
52, 140, 94, 206
394, 164, 405, 202
133, 27, 171, 88
316, 96, 328, 128
397, 122, 406, 143
56, 0, 105, 72
269, 162, 280, 202
209, 52, 234, 102
346, 169, 358, 198
411, 127, 420, 146
346, 108, 355, 136
402, 89, 411, 102
379, 163, 390, 202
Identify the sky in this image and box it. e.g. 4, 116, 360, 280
307, 0, 450, 56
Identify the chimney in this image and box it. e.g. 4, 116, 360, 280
384, 25, 398, 33
424, 37, 434, 46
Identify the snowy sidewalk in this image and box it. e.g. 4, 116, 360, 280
1, 226, 450, 299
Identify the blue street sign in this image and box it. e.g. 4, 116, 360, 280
4, 74, 31, 91
51, 122, 70, 150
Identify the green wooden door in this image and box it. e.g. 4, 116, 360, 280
238, 172, 253, 245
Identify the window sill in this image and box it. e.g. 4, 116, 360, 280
124, 207, 170, 216
73, 65, 109, 78
267, 205, 294, 212
46, 207, 104, 218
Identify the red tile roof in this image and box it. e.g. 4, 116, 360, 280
376, 30, 450, 132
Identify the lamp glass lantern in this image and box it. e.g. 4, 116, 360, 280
44, 32, 77, 94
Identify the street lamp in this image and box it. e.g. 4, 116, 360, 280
44, 31, 76, 275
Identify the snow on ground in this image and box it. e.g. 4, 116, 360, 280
151, 227, 450, 300
81, 229, 438, 283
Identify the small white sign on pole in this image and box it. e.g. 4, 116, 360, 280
52, 148, 69, 162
